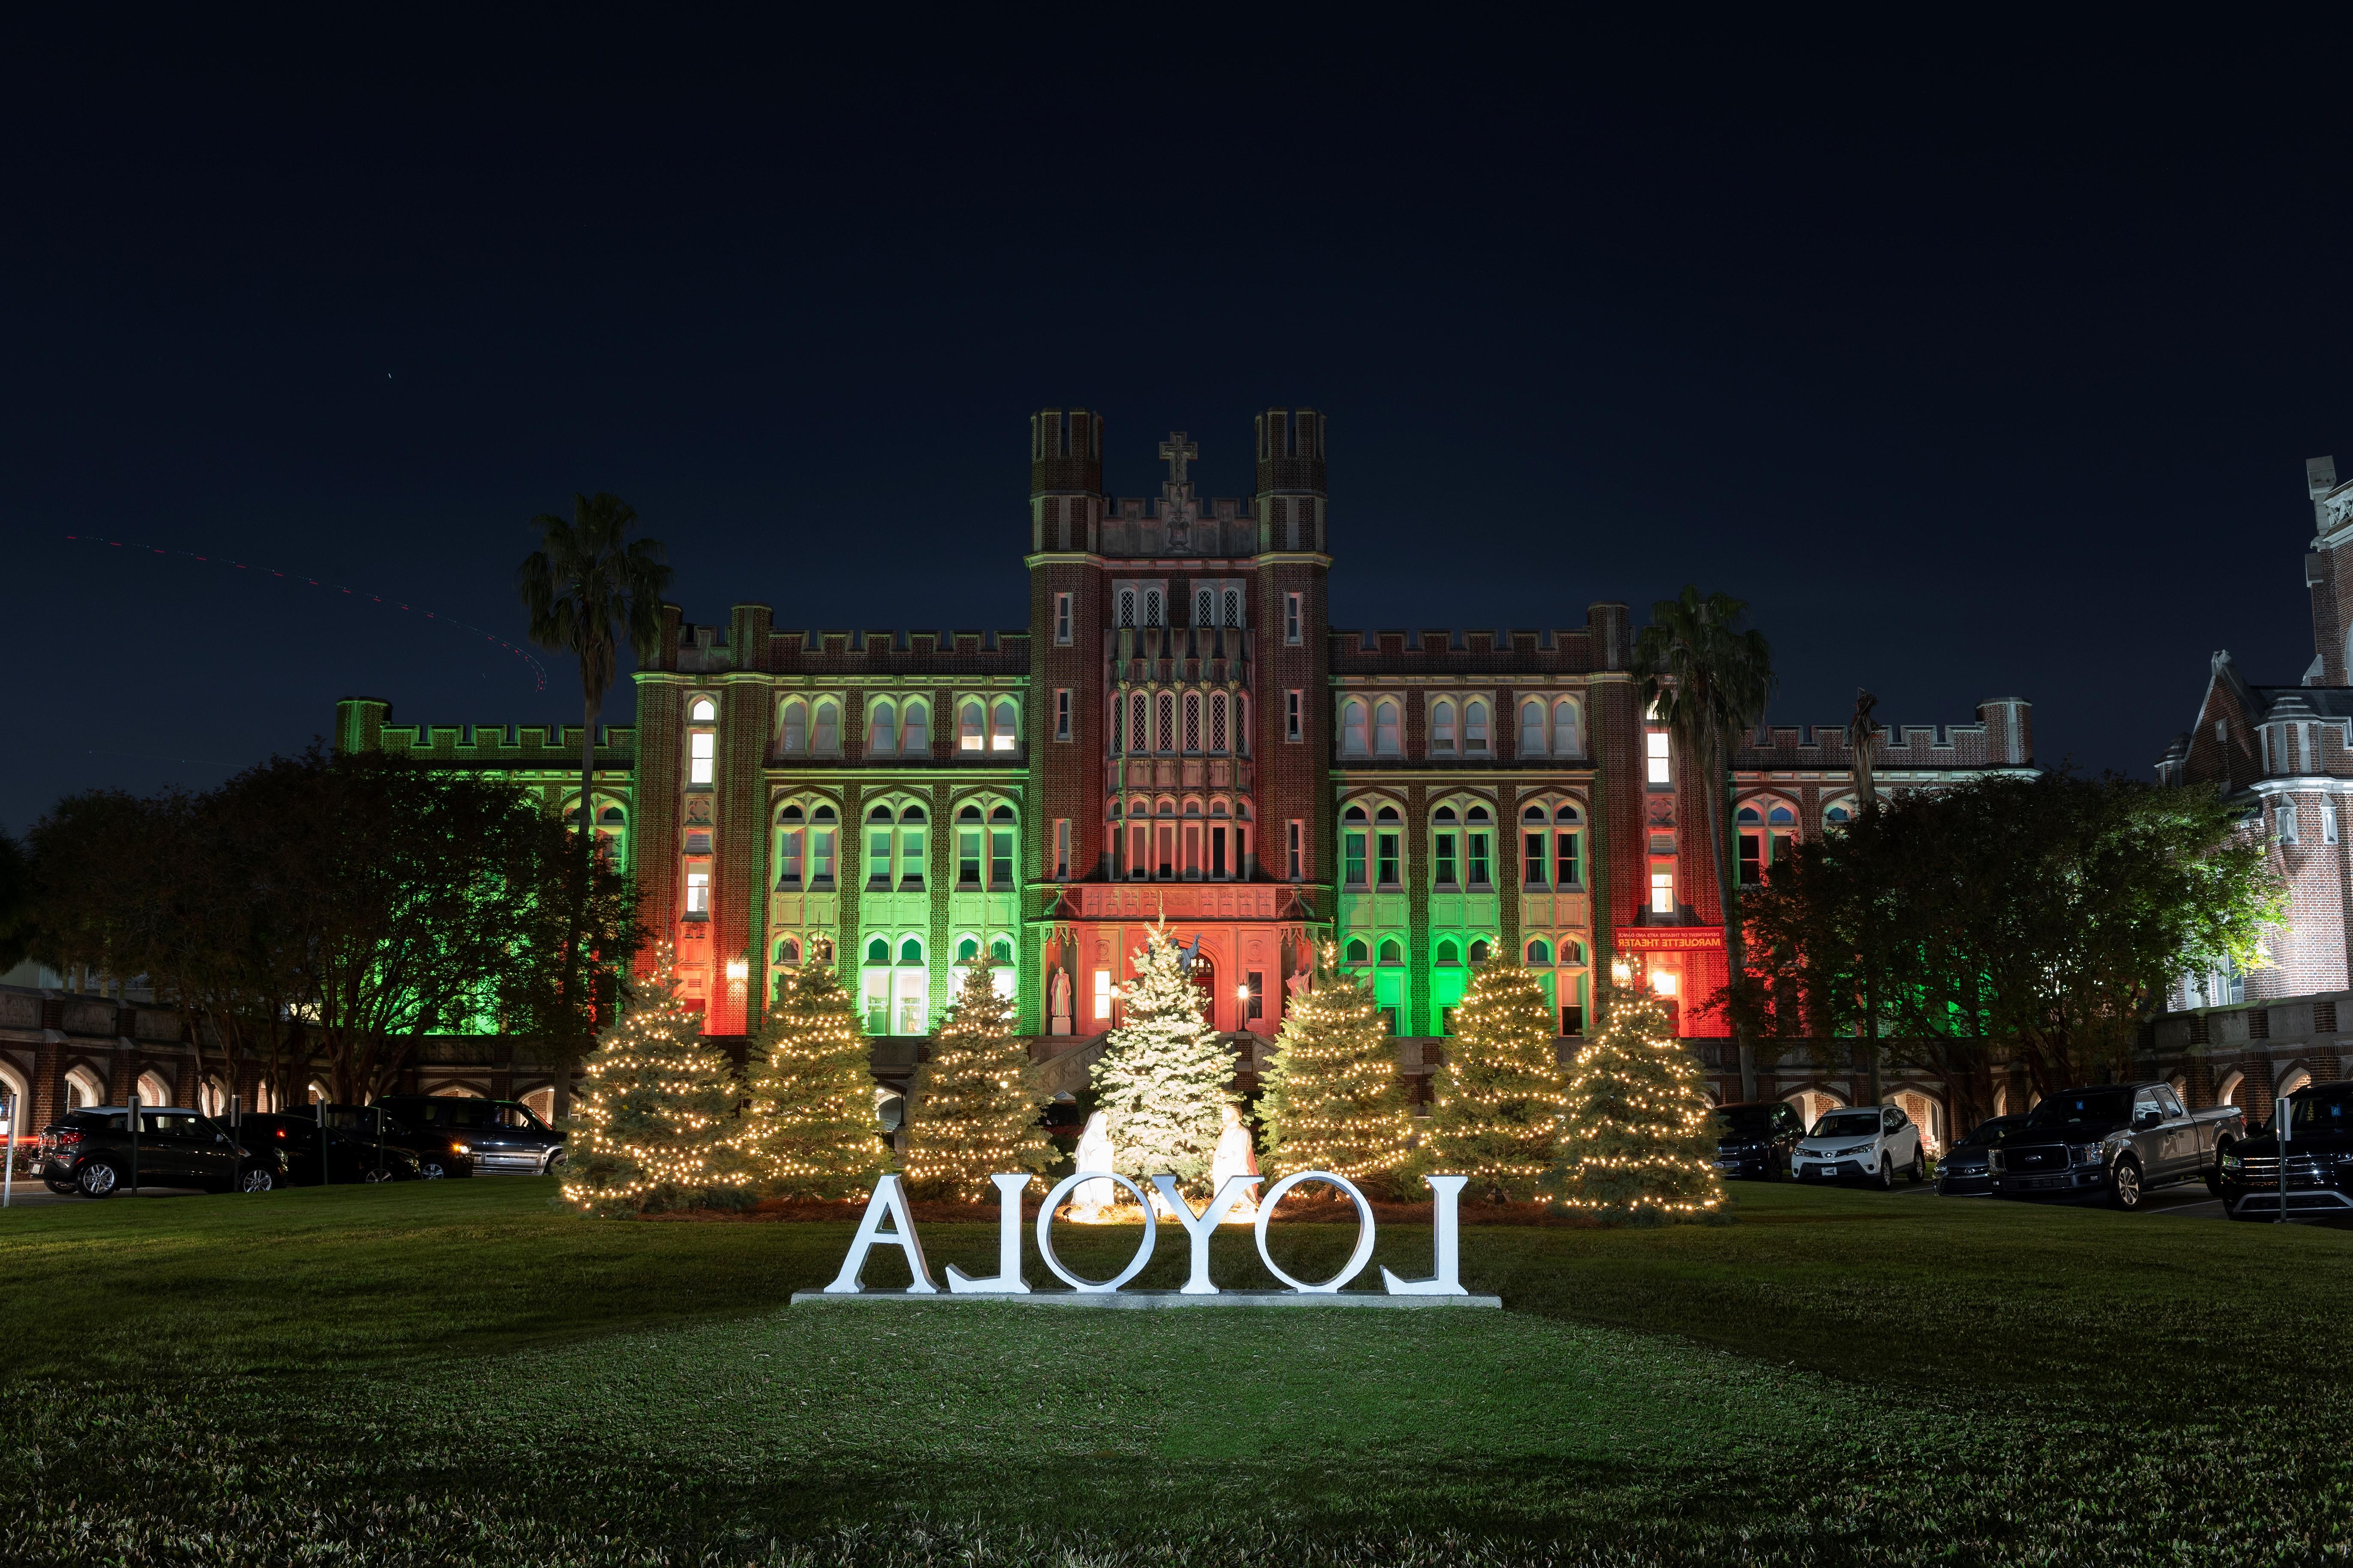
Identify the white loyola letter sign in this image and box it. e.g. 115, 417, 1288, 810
946, 1173, 1032, 1294
824, 1174, 938, 1294
1381, 1173, 1468, 1295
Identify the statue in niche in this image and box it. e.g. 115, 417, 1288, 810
1049, 969, 1073, 1035
1209, 1103, 1262, 1224
1069, 1111, 1118, 1223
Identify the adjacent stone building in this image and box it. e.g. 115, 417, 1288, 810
2149, 455, 2353, 1126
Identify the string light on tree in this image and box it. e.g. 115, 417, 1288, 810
739, 949, 890, 1200
1257, 942, 1412, 1194
1091, 919, 1236, 1194
563, 944, 757, 1216
1545, 964, 1727, 1224
1424, 958, 1567, 1202
902, 956, 1053, 1202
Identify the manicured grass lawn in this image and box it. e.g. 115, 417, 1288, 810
2, 1179, 2348, 1565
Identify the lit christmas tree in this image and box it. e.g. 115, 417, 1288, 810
739, 954, 890, 1200
1424, 959, 1567, 1201
1257, 943, 1412, 1192
1091, 920, 1236, 1191
562, 946, 757, 1217
902, 957, 1052, 1202
1546, 974, 1727, 1223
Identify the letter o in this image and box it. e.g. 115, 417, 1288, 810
1036, 1171, 1160, 1293
1253, 1170, 1378, 1293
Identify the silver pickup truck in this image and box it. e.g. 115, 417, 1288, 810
1989, 1081, 2244, 1211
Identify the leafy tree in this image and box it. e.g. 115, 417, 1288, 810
1257, 943, 1412, 1192
1091, 921, 1235, 1191
1547, 978, 1726, 1224
0, 826, 38, 975
562, 949, 755, 1216
1424, 960, 1567, 1201
1635, 586, 1777, 1098
739, 957, 887, 1198
516, 493, 672, 1074
1740, 772, 2281, 1114
903, 958, 1051, 1201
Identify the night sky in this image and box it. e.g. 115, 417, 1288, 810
9, 14, 2353, 835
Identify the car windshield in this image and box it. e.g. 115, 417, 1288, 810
62, 1110, 127, 1131
2282, 1093, 2353, 1137
1960, 1119, 2015, 1146
1811, 1111, 1880, 1138
2025, 1091, 2131, 1129
433, 1102, 498, 1130
1714, 1107, 1775, 1135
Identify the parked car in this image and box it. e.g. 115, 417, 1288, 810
322, 1104, 473, 1179
376, 1095, 564, 1174
1990, 1081, 2242, 1210
230, 1111, 423, 1185
1936, 1114, 2029, 1197
2217, 1081, 2353, 1223
1711, 1100, 1806, 1180
34, 1107, 277, 1197
1795, 1103, 1926, 1188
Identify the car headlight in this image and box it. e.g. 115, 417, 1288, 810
451, 1143, 470, 1155
2070, 1143, 2103, 1167
2221, 1153, 2242, 1172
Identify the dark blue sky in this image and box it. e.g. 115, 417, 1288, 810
8, 12, 2352, 832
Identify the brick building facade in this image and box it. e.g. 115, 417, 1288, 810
0, 409, 2037, 1143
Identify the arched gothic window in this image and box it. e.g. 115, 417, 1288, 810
1340, 698, 1369, 756
1373, 699, 1401, 756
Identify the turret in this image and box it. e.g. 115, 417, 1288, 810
1254, 408, 1328, 554
1030, 408, 1103, 553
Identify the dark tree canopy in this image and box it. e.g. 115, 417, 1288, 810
1738, 772, 2281, 1122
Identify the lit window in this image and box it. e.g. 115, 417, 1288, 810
960, 701, 985, 752
1651, 868, 1675, 914
685, 868, 710, 915
689, 697, 716, 721
689, 730, 715, 785
1431, 699, 1457, 756
1646, 731, 1671, 784
1093, 968, 1113, 1021
1552, 698, 1582, 757
992, 699, 1019, 751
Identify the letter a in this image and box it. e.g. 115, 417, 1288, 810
1381, 1173, 1469, 1295
824, 1174, 939, 1294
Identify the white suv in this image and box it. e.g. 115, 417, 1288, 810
1795, 1104, 1926, 1189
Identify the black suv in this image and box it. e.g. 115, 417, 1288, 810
1711, 1100, 1805, 1179
323, 1104, 472, 1179
2218, 1082, 2353, 1223
35, 1107, 278, 1197
377, 1095, 564, 1174
232, 1111, 423, 1185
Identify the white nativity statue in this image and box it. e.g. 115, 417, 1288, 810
1208, 1103, 1262, 1224
1068, 1111, 1117, 1223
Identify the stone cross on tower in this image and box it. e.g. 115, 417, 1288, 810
1158, 432, 1198, 487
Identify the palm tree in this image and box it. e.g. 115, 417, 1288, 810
1636, 587, 1777, 1101
518, 492, 674, 849
517, 494, 673, 1061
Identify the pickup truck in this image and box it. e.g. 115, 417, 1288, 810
1990, 1081, 2243, 1211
